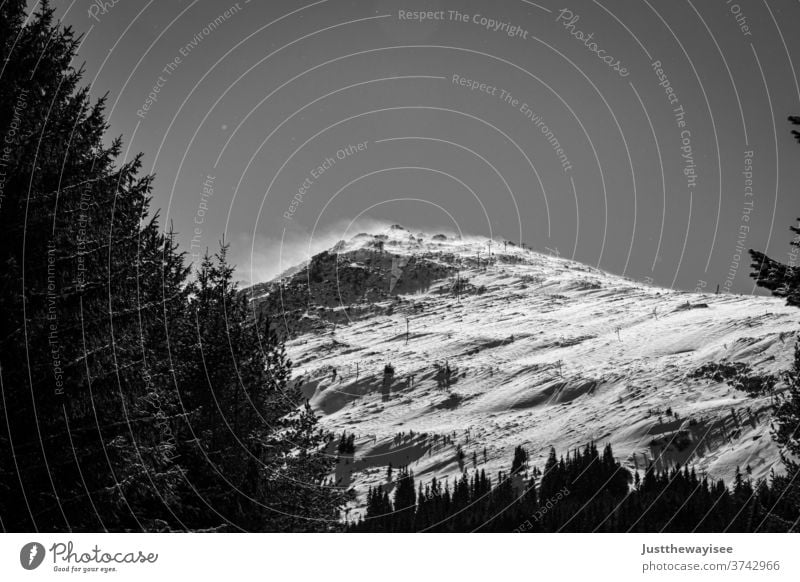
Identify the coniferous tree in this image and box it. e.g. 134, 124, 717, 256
392, 467, 416, 531
747, 118, 800, 531
511, 445, 528, 474
0, 1, 183, 530
0, 2, 343, 532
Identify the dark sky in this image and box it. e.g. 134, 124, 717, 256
55, 0, 800, 293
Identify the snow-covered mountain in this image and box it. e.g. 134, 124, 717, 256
248, 225, 799, 516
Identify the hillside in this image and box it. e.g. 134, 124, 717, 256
248, 225, 799, 518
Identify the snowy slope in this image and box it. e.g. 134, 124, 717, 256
253, 226, 800, 516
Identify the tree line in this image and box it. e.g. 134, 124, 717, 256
349, 440, 800, 532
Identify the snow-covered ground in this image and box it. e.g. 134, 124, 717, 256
265, 226, 799, 516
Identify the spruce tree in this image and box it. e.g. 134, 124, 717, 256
0, 1, 183, 530
0, 2, 343, 531
747, 117, 800, 531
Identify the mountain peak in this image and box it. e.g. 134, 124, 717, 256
246, 226, 799, 520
